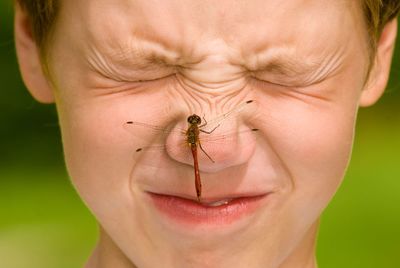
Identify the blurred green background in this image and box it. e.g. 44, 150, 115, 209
0, 1, 399, 267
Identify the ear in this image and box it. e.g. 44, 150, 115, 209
14, 3, 54, 103
360, 19, 398, 107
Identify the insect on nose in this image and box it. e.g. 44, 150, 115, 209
166, 99, 259, 173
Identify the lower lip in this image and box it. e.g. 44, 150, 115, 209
147, 192, 268, 226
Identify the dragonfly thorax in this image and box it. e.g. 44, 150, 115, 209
187, 114, 202, 125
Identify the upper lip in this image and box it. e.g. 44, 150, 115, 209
147, 191, 270, 203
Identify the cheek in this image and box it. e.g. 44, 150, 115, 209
287, 108, 355, 183
55, 86, 181, 221
249, 94, 360, 246
56, 99, 135, 210
261, 96, 358, 210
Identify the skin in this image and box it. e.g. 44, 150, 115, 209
14, 0, 397, 267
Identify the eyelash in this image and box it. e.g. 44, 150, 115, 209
132, 73, 177, 84
250, 76, 290, 89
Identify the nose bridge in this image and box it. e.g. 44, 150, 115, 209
185, 54, 237, 79
177, 39, 247, 92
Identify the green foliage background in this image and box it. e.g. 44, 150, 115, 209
0, 1, 399, 267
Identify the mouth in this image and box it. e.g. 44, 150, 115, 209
146, 192, 270, 226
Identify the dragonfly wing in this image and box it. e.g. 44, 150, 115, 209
130, 139, 194, 171
124, 100, 258, 168
124, 120, 191, 168
199, 100, 257, 132
200, 128, 259, 144
125, 121, 178, 134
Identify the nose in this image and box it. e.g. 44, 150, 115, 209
165, 114, 258, 173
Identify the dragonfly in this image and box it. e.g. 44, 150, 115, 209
124, 100, 258, 202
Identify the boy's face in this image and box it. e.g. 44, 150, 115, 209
16, 0, 396, 267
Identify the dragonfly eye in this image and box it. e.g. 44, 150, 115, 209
187, 114, 202, 125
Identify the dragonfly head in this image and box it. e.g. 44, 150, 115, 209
187, 114, 202, 125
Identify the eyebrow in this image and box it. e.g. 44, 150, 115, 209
109, 38, 182, 70
109, 49, 173, 72
252, 54, 322, 77
248, 49, 344, 86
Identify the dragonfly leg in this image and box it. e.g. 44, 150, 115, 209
199, 114, 208, 128
200, 115, 220, 134
199, 141, 215, 163
200, 126, 220, 134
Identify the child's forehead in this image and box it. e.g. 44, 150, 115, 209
57, 0, 356, 43
54, 0, 361, 74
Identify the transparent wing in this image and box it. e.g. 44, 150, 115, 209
123, 121, 186, 136
199, 99, 257, 132
131, 127, 259, 148
124, 99, 256, 136
123, 99, 258, 164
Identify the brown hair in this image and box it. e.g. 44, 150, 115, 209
16, 0, 400, 57
364, 0, 400, 51
16, 0, 59, 55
